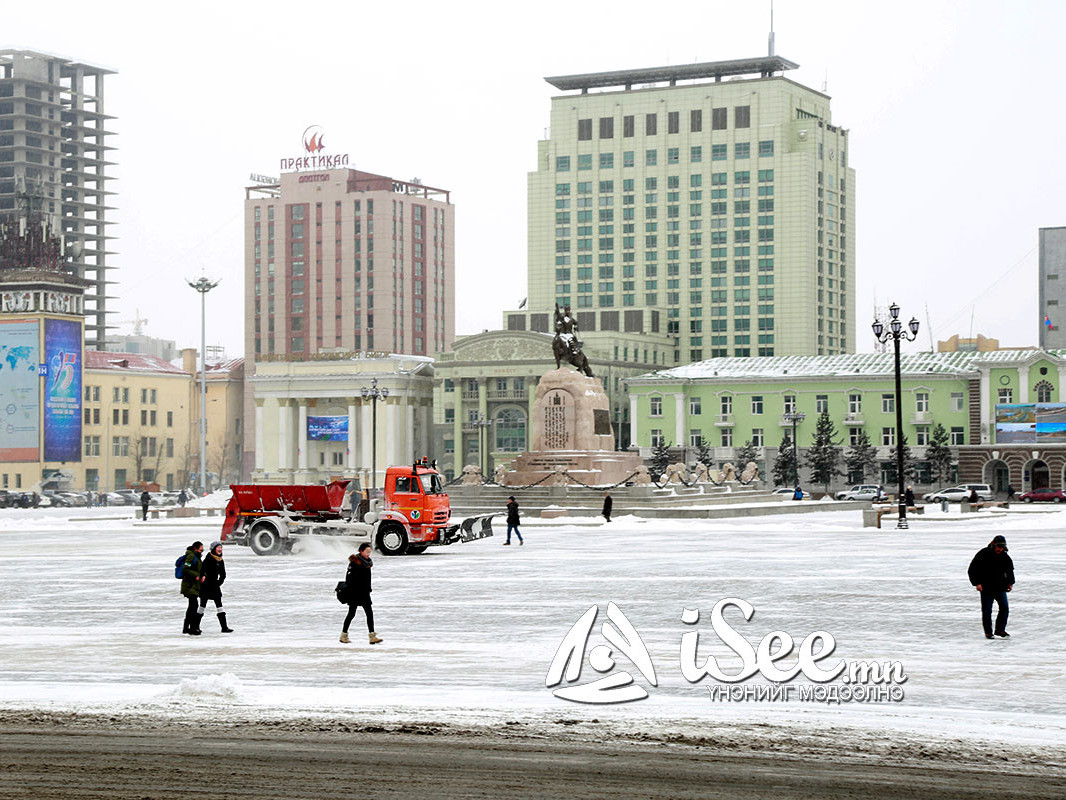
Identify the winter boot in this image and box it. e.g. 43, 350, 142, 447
191, 607, 204, 635
339, 631, 350, 644
368, 631, 383, 645
218, 612, 234, 633
182, 617, 191, 635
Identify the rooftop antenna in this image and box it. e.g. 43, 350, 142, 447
768, 0, 775, 56
822, 69, 828, 93
925, 304, 935, 351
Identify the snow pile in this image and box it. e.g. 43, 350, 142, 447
158, 673, 250, 704
186, 489, 232, 509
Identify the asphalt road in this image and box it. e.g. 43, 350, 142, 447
1, 718, 1064, 800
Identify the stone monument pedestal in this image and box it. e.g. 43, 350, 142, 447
503, 367, 643, 487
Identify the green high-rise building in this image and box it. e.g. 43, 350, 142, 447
527, 55, 854, 365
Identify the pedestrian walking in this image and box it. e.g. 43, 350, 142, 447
904, 486, 916, 507
340, 543, 382, 644
1007, 485, 1017, 501
180, 541, 205, 635
505, 495, 523, 545
198, 541, 233, 633
602, 491, 613, 521
967, 534, 1015, 639
140, 490, 150, 521
178, 489, 188, 508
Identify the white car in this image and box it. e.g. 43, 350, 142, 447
835, 485, 884, 501
924, 485, 993, 503
772, 487, 811, 500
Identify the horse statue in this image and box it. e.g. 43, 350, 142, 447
552, 303, 594, 377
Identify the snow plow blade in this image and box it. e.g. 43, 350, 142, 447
442, 514, 495, 544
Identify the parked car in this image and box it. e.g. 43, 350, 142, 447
924, 484, 994, 503
58, 492, 88, 507
771, 487, 811, 500
1018, 487, 1066, 503
99, 492, 132, 506
43, 490, 72, 507
835, 485, 884, 501
114, 490, 142, 504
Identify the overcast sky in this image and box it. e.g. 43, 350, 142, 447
8, 0, 1065, 357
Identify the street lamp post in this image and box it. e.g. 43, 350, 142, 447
186, 276, 220, 497
784, 411, 806, 486
360, 378, 389, 492
872, 303, 920, 530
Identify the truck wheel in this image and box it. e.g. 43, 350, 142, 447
249, 524, 283, 556
377, 524, 408, 556
406, 545, 428, 555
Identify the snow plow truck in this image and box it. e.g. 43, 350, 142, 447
221, 460, 493, 556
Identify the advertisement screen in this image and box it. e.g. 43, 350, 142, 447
0, 319, 40, 461
43, 318, 83, 462
307, 415, 349, 441
994, 403, 1066, 443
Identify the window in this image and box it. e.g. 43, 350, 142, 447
668, 111, 679, 134
816, 395, 828, 414
1035, 380, 1054, 403
849, 393, 862, 414
650, 428, 664, 447
690, 397, 701, 415
721, 428, 733, 447
882, 427, 896, 447
495, 408, 527, 452
689, 429, 703, 448
759, 140, 774, 157
916, 392, 930, 412
950, 427, 965, 445
599, 117, 614, 139
915, 426, 930, 446
735, 142, 750, 159
690, 109, 702, 132
751, 395, 763, 414
783, 394, 796, 414
997, 388, 1013, 405
623, 115, 635, 137
720, 395, 733, 415
578, 118, 592, 140
950, 392, 965, 412
712, 107, 727, 130
882, 394, 895, 413
556, 156, 570, 172
645, 113, 657, 135
646, 149, 657, 166
751, 428, 764, 447
650, 396, 663, 416
735, 105, 750, 128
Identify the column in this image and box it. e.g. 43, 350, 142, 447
361, 401, 373, 478
406, 403, 415, 462
347, 399, 357, 470
630, 393, 639, 445
1020, 365, 1030, 404
979, 366, 991, 444
254, 401, 264, 471
384, 399, 399, 468
277, 401, 289, 470
674, 392, 686, 447
298, 403, 309, 470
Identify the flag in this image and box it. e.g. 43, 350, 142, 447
1045, 314, 1053, 328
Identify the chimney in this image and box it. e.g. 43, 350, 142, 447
181, 347, 198, 374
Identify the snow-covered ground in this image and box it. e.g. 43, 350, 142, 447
1, 505, 1064, 754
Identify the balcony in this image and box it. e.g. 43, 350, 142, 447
715, 413, 734, 426
714, 447, 735, 460
843, 412, 864, 426
487, 388, 526, 401
910, 410, 932, 425
460, 391, 480, 401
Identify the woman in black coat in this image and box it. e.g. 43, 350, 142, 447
198, 541, 234, 633
340, 543, 382, 645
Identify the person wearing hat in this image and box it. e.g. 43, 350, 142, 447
198, 541, 234, 633
505, 495, 523, 545
967, 534, 1015, 639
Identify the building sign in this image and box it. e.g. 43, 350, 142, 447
0, 319, 40, 461
257, 350, 391, 363
43, 318, 82, 462
995, 403, 1066, 443
280, 125, 351, 172
249, 173, 279, 185
307, 415, 349, 442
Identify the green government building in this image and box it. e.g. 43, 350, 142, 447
626, 349, 1066, 494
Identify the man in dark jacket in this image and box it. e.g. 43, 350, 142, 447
968, 534, 1015, 639
602, 491, 613, 521
505, 496, 523, 545
181, 541, 205, 635
198, 541, 233, 633
140, 490, 151, 521
340, 543, 382, 645
904, 486, 916, 507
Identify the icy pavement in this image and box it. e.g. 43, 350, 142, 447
0, 505, 1064, 752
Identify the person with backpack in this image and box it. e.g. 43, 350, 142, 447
340, 543, 382, 645
179, 541, 205, 635
140, 490, 151, 521
198, 541, 233, 633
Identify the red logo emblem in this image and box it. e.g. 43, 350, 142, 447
302, 125, 325, 154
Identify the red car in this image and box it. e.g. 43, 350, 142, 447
1019, 488, 1066, 503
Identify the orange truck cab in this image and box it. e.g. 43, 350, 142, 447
378, 461, 453, 554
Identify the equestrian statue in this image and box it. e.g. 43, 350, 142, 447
552, 303, 593, 377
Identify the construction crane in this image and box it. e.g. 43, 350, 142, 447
116, 309, 149, 336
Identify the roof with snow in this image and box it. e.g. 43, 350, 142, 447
205, 357, 244, 374
629, 349, 1061, 382
85, 350, 189, 375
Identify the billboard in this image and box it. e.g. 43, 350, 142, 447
994, 403, 1066, 443
0, 319, 40, 461
43, 318, 82, 462
307, 415, 348, 441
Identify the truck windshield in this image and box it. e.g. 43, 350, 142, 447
422, 474, 445, 494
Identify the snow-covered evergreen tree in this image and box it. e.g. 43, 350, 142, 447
805, 410, 843, 493
926, 423, 954, 487
772, 434, 795, 487
844, 428, 878, 483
